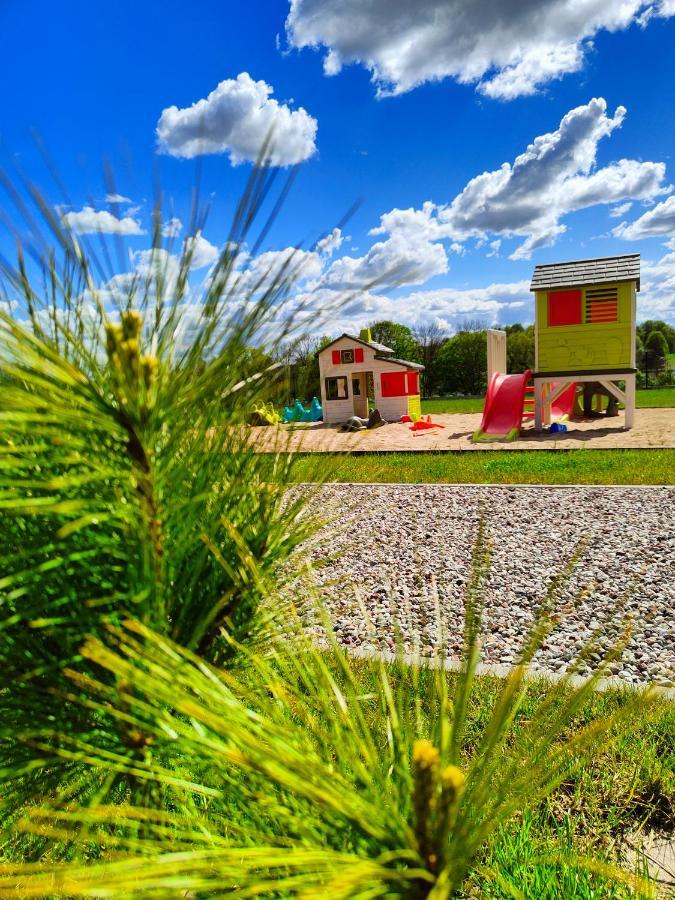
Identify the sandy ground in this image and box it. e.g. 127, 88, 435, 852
251, 407, 675, 452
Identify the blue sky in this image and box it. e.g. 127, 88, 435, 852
2, 0, 675, 331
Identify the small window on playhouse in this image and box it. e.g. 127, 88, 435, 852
340, 348, 355, 364
325, 376, 348, 400
381, 372, 407, 397
352, 377, 361, 396
548, 290, 582, 326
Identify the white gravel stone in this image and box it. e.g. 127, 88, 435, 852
301, 484, 675, 687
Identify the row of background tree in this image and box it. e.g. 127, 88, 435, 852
279, 319, 675, 402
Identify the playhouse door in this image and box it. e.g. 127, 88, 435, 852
352, 373, 368, 418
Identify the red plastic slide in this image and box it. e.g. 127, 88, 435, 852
550, 382, 576, 420
472, 370, 532, 442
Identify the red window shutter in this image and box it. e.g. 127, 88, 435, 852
406, 372, 418, 395
354, 347, 364, 363
548, 290, 582, 327
381, 372, 406, 397
331, 350, 341, 365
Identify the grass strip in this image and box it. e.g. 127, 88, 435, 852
290, 449, 675, 485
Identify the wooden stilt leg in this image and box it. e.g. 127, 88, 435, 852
624, 373, 636, 429
543, 383, 552, 428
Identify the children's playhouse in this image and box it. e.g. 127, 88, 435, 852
317, 332, 424, 425
473, 253, 639, 441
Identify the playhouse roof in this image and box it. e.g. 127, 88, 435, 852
530, 254, 640, 292
375, 356, 425, 371
318, 333, 395, 355
317, 333, 424, 370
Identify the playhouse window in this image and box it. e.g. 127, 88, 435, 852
340, 348, 355, 364
381, 372, 407, 397
352, 377, 361, 396
548, 290, 582, 326
325, 376, 348, 400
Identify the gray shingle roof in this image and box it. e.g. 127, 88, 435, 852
530, 254, 640, 292
345, 333, 394, 353
374, 355, 425, 371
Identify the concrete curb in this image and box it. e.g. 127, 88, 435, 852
345, 645, 675, 699
261, 446, 674, 455
293, 482, 674, 490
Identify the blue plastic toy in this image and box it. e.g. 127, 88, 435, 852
282, 396, 323, 424
548, 422, 568, 433
304, 396, 323, 422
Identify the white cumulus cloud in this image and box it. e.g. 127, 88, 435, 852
393, 282, 531, 330
370, 99, 668, 260
156, 72, 318, 166
286, 0, 675, 99
62, 206, 145, 235
105, 193, 132, 204
312, 203, 451, 289
184, 231, 220, 270
291, 279, 533, 335
609, 201, 633, 218
613, 195, 675, 240
233, 247, 324, 297
439, 99, 668, 258
316, 227, 344, 255
638, 250, 675, 320
162, 216, 183, 238
321, 230, 448, 290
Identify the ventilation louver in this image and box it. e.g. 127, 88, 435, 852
584, 286, 618, 323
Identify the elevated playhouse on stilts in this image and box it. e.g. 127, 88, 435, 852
473, 253, 639, 442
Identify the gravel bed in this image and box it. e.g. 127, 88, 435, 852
302, 484, 675, 687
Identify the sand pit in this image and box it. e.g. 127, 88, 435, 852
250, 407, 675, 452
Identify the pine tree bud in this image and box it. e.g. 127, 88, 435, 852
413, 739, 441, 772
105, 323, 123, 359
140, 355, 159, 391
121, 310, 142, 341
441, 765, 465, 802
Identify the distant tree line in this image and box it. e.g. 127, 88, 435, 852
273, 317, 674, 403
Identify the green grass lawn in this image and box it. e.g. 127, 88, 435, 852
422, 387, 675, 415
636, 386, 675, 407
291, 449, 675, 485
422, 396, 485, 414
